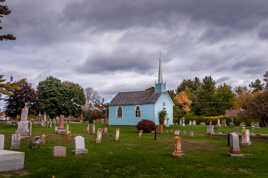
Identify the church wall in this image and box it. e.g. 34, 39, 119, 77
109, 104, 154, 125
155, 93, 174, 125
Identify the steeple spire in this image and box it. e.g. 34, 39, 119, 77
158, 58, 163, 84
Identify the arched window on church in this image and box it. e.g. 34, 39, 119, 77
163, 102, 166, 110
135, 106, 141, 118
117, 106, 122, 118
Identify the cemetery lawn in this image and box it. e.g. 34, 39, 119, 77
1, 124, 268, 178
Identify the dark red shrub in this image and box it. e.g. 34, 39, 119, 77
136, 119, 156, 133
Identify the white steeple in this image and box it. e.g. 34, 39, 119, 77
158, 58, 163, 84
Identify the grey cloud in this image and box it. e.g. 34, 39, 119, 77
76, 49, 157, 74
63, 0, 268, 32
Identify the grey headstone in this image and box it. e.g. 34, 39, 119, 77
0, 135, 4, 150
96, 128, 103, 144
11, 133, 21, 149
53, 146, 66, 157
0, 150, 24, 172
229, 132, 243, 156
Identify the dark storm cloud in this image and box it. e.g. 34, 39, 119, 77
63, 0, 268, 32
77, 49, 156, 74
231, 57, 268, 73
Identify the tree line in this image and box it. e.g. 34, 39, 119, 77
168, 72, 268, 126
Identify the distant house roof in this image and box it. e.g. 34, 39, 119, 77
225, 109, 244, 117
110, 90, 162, 106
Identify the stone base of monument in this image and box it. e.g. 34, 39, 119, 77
0, 150, 25, 172
171, 152, 184, 158
56, 129, 67, 135
72, 149, 88, 155
228, 153, 244, 157
241, 142, 251, 146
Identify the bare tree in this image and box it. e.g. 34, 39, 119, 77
84, 87, 101, 104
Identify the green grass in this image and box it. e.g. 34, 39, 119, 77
1, 123, 268, 178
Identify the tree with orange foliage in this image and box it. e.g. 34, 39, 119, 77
175, 91, 192, 115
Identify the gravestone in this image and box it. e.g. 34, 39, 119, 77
229, 118, 235, 127
53, 146, 66, 157
73, 136, 88, 155
114, 128, 120, 141
66, 130, 71, 139
56, 115, 66, 134
138, 130, 143, 138
103, 127, 108, 135
11, 133, 21, 149
41, 134, 46, 144
92, 123, 96, 135
229, 132, 243, 157
171, 136, 184, 158
192, 120, 196, 126
222, 119, 227, 127
29, 136, 44, 148
189, 120, 192, 126
200, 122, 206, 126
0, 135, 4, 150
174, 130, 180, 136
16, 106, 32, 137
241, 128, 251, 146
207, 125, 214, 135
0, 150, 25, 172
179, 119, 183, 126
183, 130, 187, 135
86, 124, 90, 134
182, 120, 185, 127
96, 128, 103, 144
217, 119, 221, 127
190, 131, 194, 137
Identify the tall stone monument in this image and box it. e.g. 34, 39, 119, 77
16, 106, 32, 137
171, 136, 184, 158
56, 115, 66, 135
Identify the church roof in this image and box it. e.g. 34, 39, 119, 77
110, 90, 161, 106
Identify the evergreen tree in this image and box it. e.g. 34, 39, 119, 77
195, 76, 217, 116
0, 0, 16, 40
215, 84, 235, 115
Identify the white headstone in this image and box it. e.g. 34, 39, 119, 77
207, 125, 214, 135
73, 136, 88, 155
138, 130, 143, 138
114, 128, 120, 141
189, 120, 192, 126
190, 131, 194, 137
92, 123, 96, 135
217, 119, 221, 127
96, 128, 103, 144
0, 135, 4, 150
174, 130, 180, 136
179, 119, 183, 126
182, 120, 185, 127
192, 120, 196, 126
229, 132, 243, 156
11, 133, 21, 149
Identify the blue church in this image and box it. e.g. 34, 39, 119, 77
109, 60, 174, 126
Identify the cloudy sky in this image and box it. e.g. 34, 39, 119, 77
1, 0, 268, 100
